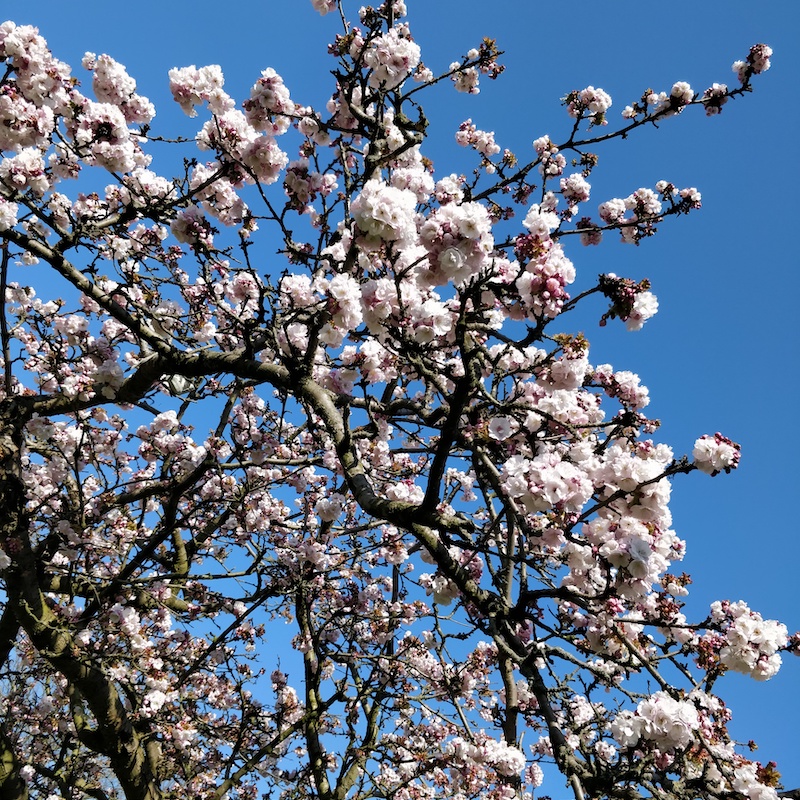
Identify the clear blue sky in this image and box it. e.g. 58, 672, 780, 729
5, 0, 800, 787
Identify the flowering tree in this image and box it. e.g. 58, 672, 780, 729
0, 2, 790, 800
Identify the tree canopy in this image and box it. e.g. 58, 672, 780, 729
0, 3, 792, 800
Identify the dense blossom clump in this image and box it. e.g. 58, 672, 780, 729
693, 432, 741, 475
351, 178, 418, 246
363, 25, 421, 90
566, 85, 612, 125
708, 601, 789, 680
168, 63, 232, 117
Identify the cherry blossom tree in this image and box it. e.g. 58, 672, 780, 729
0, 3, 790, 800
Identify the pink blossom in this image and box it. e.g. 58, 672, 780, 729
364, 25, 421, 90
71, 101, 139, 172
352, 179, 418, 246
567, 86, 612, 124
451, 63, 480, 94
82, 52, 154, 124
0, 197, 18, 230
693, 432, 741, 475
0, 147, 49, 194
311, 0, 337, 14
560, 173, 591, 205
488, 415, 517, 441
243, 67, 295, 135
168, 64, 232, 117
625, 290, 659, 331
702, 82, 729, 115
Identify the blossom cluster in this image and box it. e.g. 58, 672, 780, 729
362, 24, 421, 90
418, 200, 494, 287
566, 85, 612, 125
705, 601, 789, 680
611, 691, 701, 752
692, 432, 741, 475
351, 178, 418, 247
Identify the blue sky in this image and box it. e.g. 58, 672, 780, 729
5, 0, 800, 787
